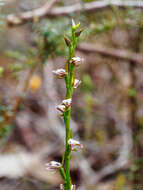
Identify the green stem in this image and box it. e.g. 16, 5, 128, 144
64, 109, 72, 190
59, 167, 67, 182
62, 25, 78, 190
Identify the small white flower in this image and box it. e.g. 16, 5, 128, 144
45, 161, 61, 171
62, 98, 72, 108
56, 104, 66, 113
73, 79, 81, 89
60, 184, 64, 190
72, 57, 83, 66
68, 138, 83, 151
52, 69, 67, 79
71, 184, 76, 190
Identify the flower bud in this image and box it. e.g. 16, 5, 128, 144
64, 36, 72, 47
72, 19, 80, 30
62, 98, 72, 108
72, 57, 83, 67
45, 161, 61, 171
73, 79, 81, 89
72, 19, 76, 28
52, 69, 67, 79
75, 29, 83, 37
68, 138, 83, 151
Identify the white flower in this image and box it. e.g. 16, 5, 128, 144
73, 79, 81, 89
45, 161, 61, 171
71, 184, 76, 190
56, 104, 66, 113
60, 184, 64, 190
52, 69, 67, 79
72, 57, 83, 66
68, 138, 83, 151
59, 183, 76, 190
62, 98, 72, 108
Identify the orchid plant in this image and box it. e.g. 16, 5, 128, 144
46, 20, 83, 190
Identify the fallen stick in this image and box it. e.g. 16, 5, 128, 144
7, 0, 143, 25
77, 42, 143, 63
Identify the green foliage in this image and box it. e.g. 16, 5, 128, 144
131, 164, 139, 173
10, 63, 25, 72
5, 50, 26, 61
0, 66, 4, 77
88, 16, 116, 36
38, 18, 72, 58
82, 74, 95, 92
128, 88, 137, 97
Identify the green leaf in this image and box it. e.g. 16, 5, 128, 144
130, 164, 138, 172
10, 63, 24, 72
0, 116, 4, 122
0, 66, 4, 77
128, 88, 137, 97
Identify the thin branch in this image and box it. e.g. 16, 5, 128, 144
77, 42, 143, 63
50, 0, 143, 16
7, 0, 58, 25
7, 0, 143, 25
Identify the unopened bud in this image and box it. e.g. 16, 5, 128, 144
64, 36, 71, 47
72, 19, 80, 30
72, 19, 76, 28
75, 29, 83, 37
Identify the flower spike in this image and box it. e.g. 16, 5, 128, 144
68, 138, 83, 151
52, 69, 67, 79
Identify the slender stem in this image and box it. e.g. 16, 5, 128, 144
63, 27, 77, 190
59, 167, 67, 182
60, 22, 81, 190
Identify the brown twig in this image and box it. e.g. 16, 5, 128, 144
7, 0, 143, 25
49, 0, 143, 16
7, 0, 58, 25
77, 42, 143, 63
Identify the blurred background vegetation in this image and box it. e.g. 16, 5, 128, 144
0, 0, 143, 189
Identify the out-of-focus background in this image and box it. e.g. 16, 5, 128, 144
0, 0, 143, 189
